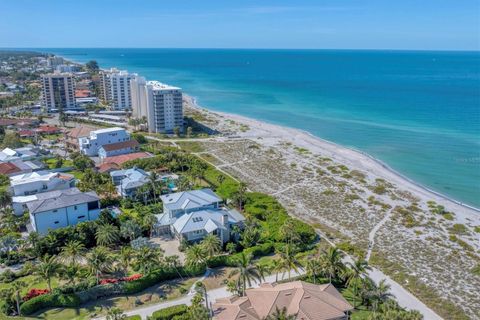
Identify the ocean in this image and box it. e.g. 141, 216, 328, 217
41, 48, 480, 207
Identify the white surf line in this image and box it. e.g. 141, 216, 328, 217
365, 209, 393, 262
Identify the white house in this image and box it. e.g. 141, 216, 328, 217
78, 127, 131, 156
26, 188, 101, 234
98, 139, 139, 159
9, 171, 75, 196
0, 147, 48, 162
155, 189, 245, 244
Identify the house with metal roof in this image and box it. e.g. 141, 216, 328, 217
10, 171, 75, 196
110, 167, 150, 199
156, 188, 245, 244
26, 187, 101, 234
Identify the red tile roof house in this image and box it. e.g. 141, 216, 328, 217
65, 126, 94, 150
213, 281, 353, 320
96, 152, 152, 173
19, 130, 36, 138
0, 162, 22, 176
98, 140, 140, 159
35, 125, 62, 135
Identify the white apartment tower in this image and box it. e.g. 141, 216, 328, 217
101, 68, 134, 110
41, 73, 76, 111
130, 78, 183, 134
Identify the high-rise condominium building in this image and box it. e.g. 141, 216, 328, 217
41, 73, 76, 111
130, 78, 183, 133
100, 68, 133, 110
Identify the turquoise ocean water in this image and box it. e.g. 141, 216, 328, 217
41, 49, 480, 207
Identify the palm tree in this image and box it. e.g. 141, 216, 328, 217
194, 281, 210, 315
370, 279, 393, 312
148, 171, 159, 203
186, 244, 207, 270
118, 247, 133, 276
143, 213, 158, 237
164, 255, 184, 280
271, 258, 284, 282
0, 235, 18, 263
134, 246, 162, 274
11, 280, 26, 315
229, 252, 261, 296
233, 182, 247, 211
87, 246, 112, 285
96, 224, 120, 247
120, 220, 142, 242
35, 255, 60, 291
61, 264, 80, 289
263, 306, 296, 320
201, 234, 222, 260
60, 240, 86, 266
255, 263, 269, 284
303, 257, 322, 284
278, 245, 302, 280
345, 259, 371, 308
321, 247, 345, 283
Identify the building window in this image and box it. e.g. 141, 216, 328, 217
74, 205, 78, 210
88, 201, 99, 210
53, 209, 58, 213
54, 221, 59, 224
78, 215, 85, 219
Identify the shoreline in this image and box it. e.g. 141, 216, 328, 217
186, 94, 480, 219
49, 51, 479, 211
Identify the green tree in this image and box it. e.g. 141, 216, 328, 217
120, 220, 142, 242
95, 224, 120, 247
1, 131, 23, 148
0, 235, 18, 263
303, 257, 322, 284
173, 126, 180, 137
233, 182, 247, 211
229, 252, 261, 296
278, 244, 302, 280
60, 240, 86, 266
35, 255, 61, 291
345, 259, 371, 308
143, 213, 158, 237
186, 244, 207, 270
106, 307, 127, 320
87, 246, 112, 285
320, 247, 345, 283
134, 246, 162, 274
118, 246, 134, 276
200, 234, 222, 260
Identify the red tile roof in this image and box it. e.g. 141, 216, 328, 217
0, 162, 22, 175
19, 129, 36, 137
36, 125, 61, 134
101, 140, 139, 152
97, 162, 120, 173
75, 89, 92, 98
100, 152, 151, 166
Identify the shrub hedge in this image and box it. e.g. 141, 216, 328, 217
123, 266, 205, 294
127, 315, 142, 320
20, 293, 80, 315
148, 304, 188, 320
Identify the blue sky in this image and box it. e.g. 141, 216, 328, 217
1, 0, 479, 50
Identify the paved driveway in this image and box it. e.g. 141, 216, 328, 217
149, 236, 185, 263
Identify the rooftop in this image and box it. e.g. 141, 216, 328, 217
91, 127, 127, 135
160, 188, 222, 212
26, 188, 99, 214
147, 81, 181, 91
10, 171, 74, 186
213, 281, 353, 320
100, 139, 139, 152
172, 208, 245, 234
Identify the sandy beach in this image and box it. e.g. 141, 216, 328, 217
182, 95, 480, 319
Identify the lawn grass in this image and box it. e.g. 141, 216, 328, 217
0, 275, 61, 296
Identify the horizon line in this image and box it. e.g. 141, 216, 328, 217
0, 47, 479, 53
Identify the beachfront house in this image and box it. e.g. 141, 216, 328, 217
9, 171, 75, 196
155, 188, 245, 244
78, 127, 130, 156
98, 139, 139, 159
213, 281, 353, 320
26, 188, 101, 234
110, 167, 150, 199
